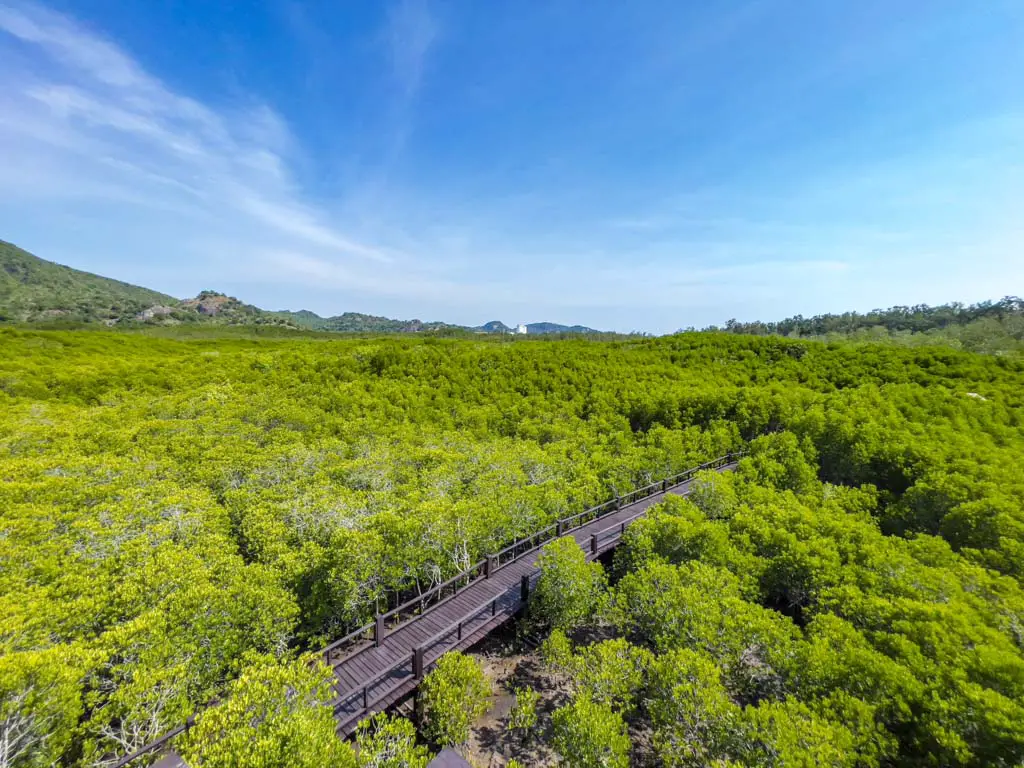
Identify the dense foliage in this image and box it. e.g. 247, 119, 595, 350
538, 434, 1024, 765
180, 655, 353, 768
708, 296, 1024, 355
551, 694, 630, 768
352, 713, 430, 768
2, 326, 1024, 764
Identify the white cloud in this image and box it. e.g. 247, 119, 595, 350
0, 2, 148, 88
385, 0, 438, 98
0, 0, 398, 281
251, 250, 463, 301
0, 1, 1021, 334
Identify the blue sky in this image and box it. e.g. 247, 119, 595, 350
0, 1, 1022, 333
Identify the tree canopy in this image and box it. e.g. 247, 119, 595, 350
2, 326, 1024, 764
707, 296, 1024, 355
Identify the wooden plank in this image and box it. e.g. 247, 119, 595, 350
351, 655, 376, 680
329, 461, 740, 732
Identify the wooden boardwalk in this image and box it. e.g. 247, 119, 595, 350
120, 454, 742, 767
327, 458, 739, 735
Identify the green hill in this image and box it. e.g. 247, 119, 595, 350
276, 308, 456, 333
0, 238, 608, 335
0, 239, 177, 324
0, 239, 461, 332
0, 240, 298, 328
526, 321, 600, 334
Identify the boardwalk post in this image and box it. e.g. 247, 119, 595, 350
663, 478, 668, 491
521, 574, 530, 602
104, 453, 748, 753
620, 521, 627, 536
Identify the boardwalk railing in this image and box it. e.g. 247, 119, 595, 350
111, 450, 744, 766
323, 451, 741, 668
328, 447, 741, 734
331, 571, 541, 735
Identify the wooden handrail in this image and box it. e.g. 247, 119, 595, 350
334, 582, 525, 734
592, 509, 647, 542
322, 622, 375, 660
330, 654, 415, 733
109, 720, 192, 768
495, 523, 558, 564
559, 499, 615, 532
378, 559, 487, 624
110, 450, 746, 766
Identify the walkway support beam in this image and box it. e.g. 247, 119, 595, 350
108, 452, 745, 767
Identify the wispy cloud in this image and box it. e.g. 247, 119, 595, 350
0, 1, 1021, 333
385, 0, 438, 99
0, 1, 395, 276
355, 0, 439, 193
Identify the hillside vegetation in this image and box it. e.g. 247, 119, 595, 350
0, 239, 599, 335
0, 239, 176, 324
2, 328, 1024, 765
277, 308, 455, 333
0, 240, 298, 328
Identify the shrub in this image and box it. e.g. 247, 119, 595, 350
541, 628, 574, 671
551, 694, 630, 768
571, 638, 653, 714
419, 652, 491, 747
354, 712, 430, 768
507, 687, 540, 733
181, 655, 355, 768
688, 470, 739, 520
532, 537, 607, 631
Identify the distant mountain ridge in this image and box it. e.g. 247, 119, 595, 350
524, 321, 599, 335
477, 320, 512, 333
274, 312, 601, 335
276, 309, 454, 333
0, 239, 605, 334
472, 320, 601, 334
